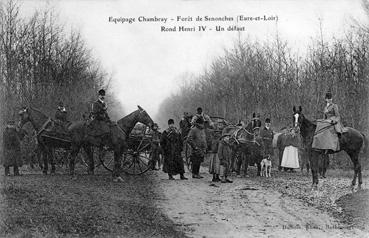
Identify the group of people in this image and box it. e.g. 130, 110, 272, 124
2, 88, 344, 179
157, 107, 211, 180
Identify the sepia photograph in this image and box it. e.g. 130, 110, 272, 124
0, 0, 368, 237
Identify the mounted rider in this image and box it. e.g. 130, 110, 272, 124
191, 107, 213, 128
89, 89, 111, 136
54, 101, 68, 132
312, 90, 347, 152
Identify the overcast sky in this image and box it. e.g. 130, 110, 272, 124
20, 0, 367, 119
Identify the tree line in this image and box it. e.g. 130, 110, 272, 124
157, 26, 369, 137
0, 1, 125, 125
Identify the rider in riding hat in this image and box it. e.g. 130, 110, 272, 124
55, 101, 68, 125
191, 107, 213, 128
324, 90, 344, 136
89, 89, 111, 136
92, 89, 110, 121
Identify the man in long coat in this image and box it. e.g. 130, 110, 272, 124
161, 119, 187, 180
149, 123, 162, 170
260, 118, 274, 159
187, 116, 207, 178
2, 121, 23, 176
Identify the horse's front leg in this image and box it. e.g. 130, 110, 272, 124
310, 150, 319, 190
69, 145, 80, 176
113, 146, 124, 182
50, 148, 56, 174
41, 146, 48, 175
83, 145, 94, 175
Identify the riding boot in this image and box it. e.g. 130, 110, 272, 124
4, 166, 10, 176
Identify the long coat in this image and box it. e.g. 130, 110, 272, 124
187, 126, 207, 164
161, 127, 185, 175
260, 127, 274, 157
2, 126, 22, 167
324, 103, 344, 133
92, 99, 109, 121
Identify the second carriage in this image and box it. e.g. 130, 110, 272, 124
81, 122, 156, 175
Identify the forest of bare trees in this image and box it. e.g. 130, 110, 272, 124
0, 1, 125, 127
157, 25, 369, 138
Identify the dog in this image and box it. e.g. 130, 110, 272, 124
260, 155, 272, 177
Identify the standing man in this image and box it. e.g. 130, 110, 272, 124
187, 117, 207, 178
149, 123, 161, 170
161, 119, 187, 180
2, 121, 23, 176
260, 118, 274, 161
218, 136, 233, 183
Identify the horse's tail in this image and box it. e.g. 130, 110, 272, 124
360, 133, 368, 156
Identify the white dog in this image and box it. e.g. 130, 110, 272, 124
260, 156, 272, 177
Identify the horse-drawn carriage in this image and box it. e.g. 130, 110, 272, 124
19, 106, 156, 176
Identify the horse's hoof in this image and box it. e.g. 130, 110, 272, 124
113, 176, 124, 182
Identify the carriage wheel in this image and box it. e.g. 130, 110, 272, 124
121, 138, 151, 175
79, 147, 114, 172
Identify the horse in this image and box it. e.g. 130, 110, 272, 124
67, 105, 154, 181
222, 123, 264, 177
19, 107, 71, 174
293, 106, 368, 191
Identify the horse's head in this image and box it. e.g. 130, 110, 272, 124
136, 105, 154, 128
293, 106, 303, 131
18, 107, 31, 128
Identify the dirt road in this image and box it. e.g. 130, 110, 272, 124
1, 166, 368, 237
155, 168, 368, 238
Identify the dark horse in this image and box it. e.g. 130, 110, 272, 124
222, 123, 264, 176
293, 106, 367, 190
19, 107, 70, 174
67, 105, 154, 181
